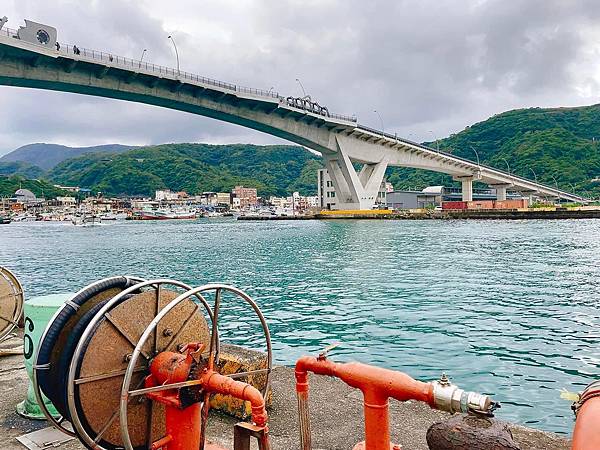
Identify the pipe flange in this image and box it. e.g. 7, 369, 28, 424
573, 380, 600, 417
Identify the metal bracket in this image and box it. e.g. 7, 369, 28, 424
233, 422, 270, 450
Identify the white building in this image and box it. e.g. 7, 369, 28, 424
155, 190, 178, 201
317, 169, 337, 209
56, 196, 77, 205
305, 196, 319, 208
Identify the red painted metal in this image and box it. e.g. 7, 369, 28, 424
144, 344, 270, 450
441, 201, 467, 210
571, 396, 600, 450
295, 355, 434, 450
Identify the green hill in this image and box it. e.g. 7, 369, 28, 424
387, 104, 600, 197
49, 144, 321, 197
0, 161, 45, 179
0, 175, 70, 199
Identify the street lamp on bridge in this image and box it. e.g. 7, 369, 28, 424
501, 157, 511, 176
469, 145, 481, 172
529, 167, 538, 183
139, 49, 147, 67
167, 35, 180, 77
428, 131, 439, 152
550, 175, 560, 203
295, 78, 307, 98
373, 110, 384, 136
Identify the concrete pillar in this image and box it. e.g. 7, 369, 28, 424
495, 185, 507, 201
461, 178, 473, 202
325, 137, 389, 210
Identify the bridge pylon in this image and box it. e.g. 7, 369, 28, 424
324, 136, 388, 210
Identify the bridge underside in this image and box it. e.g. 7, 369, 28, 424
0, 34, 588, 209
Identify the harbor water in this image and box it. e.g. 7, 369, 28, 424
1, 218, 598, 434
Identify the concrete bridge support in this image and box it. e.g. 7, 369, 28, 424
323, 137, 389, 210
455, 176, 473, 202
492, 184, 511, 201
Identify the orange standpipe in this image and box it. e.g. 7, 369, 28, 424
295, 354, 495, 450
144, 344, 270, 450
571, 380, 600, 450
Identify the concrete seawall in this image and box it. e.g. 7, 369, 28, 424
238, 208, 600, 221
0, 333, 571, 449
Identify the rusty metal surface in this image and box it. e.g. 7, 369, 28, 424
74, 288, 210, 448
0, 267, 23, 341
426, 414, 521, 450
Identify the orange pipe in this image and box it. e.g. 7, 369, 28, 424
200, 370, 269, 428
572, 396, 600, 450
295, 356, 434, 450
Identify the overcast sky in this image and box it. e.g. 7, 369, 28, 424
1, 0, 600, 155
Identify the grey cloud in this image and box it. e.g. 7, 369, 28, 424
1, 0, 599, 155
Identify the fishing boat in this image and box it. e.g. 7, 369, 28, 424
71, 214, 101, 227
99, 212, 129, 221
0, 216, 11, 224
135, 208, 196, 220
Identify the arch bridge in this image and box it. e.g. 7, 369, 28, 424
0, 19, 587, 209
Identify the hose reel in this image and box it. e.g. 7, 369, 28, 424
0, 266, 24, 343
33, 277, 272, 450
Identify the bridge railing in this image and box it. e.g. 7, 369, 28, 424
1, 25, 358, 123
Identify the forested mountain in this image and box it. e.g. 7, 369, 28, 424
387, 104, 600, 196
49, 144, 321, 197
0, 143, 135, 170
0, 161, 45, 179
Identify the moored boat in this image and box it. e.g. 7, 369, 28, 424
134, 208, 196, 220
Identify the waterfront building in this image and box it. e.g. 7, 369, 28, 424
53, 184, 80, 193
155, 190, 179, 201
385, 185, 528, 210
269, 196, 289, 209
14, 188, 37, 204
305, 195, 319, 208
231, 186, 258, 209
216, 192, 231, 207
55, 196, 77, 206
386, 190, 438, 209
317, 169, 337, 209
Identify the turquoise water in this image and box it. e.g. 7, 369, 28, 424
1, 218, 599, 434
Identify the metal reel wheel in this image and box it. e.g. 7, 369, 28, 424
66, 279, 213, 450
120, 284, 272, 450
32, 276, 145, 437
0, 266, 24, 343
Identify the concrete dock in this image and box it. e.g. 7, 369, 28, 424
1, 333, 571, 450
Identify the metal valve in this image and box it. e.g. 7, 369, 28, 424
431, 373, 499, 416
